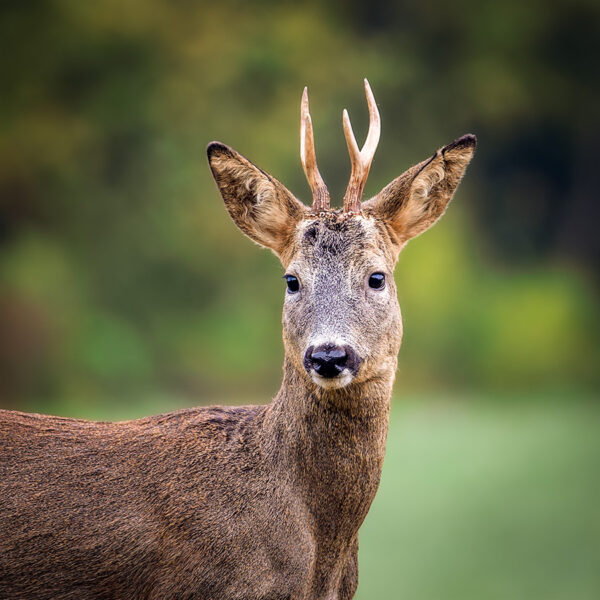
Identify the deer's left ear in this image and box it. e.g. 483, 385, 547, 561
364, 134, 476, 251
208, 142, 308, 258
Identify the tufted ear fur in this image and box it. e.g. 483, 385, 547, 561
207, 142, 308, 259
364, 134, 476, 252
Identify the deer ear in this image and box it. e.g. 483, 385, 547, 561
364, 134, 476, 250
207, 142, 308, 258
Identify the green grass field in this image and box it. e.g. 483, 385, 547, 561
356, 398, 600, 600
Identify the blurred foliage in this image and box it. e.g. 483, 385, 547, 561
0, 0, 599, 410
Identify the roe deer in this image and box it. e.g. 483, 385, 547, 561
0, 80, 476, 599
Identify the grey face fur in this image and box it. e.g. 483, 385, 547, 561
283, 215, 402, 389
207, 134, 476, 390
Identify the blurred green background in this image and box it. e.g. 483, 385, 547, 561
1, 1, 598, 598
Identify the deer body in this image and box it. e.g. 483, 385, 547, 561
0, 81, 475, 599
1, 368, 390, 599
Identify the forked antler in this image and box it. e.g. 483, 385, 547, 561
300, 87, 330, 212
342, 79, 381, 213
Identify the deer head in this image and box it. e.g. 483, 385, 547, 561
208, 80, 476, 391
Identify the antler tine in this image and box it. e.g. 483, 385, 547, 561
342, 79, 381, 213
300, 87, 330, 212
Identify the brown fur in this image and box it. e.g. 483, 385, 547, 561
0, 130, 475, 598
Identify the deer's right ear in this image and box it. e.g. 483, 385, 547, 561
207, 142, 308, 258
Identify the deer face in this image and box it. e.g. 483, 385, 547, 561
208, 82, 475, 390
281, 214, 401, 389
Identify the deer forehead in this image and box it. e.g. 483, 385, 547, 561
286, 214, 392, 276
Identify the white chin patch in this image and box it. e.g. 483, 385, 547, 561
309, 370, 354, 390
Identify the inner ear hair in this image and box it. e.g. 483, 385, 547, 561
364, 134, 476, 248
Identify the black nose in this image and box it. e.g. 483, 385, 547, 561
303, 344, 360, 379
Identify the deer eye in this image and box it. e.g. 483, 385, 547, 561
284, 274, 300, 294
368, 272, 386, 290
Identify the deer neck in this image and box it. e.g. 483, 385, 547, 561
262, 357, 393, 542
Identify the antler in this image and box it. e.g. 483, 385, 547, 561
300, 87, 330, 212
342, 79, 381, 213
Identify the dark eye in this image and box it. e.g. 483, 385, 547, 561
368, 272, 386, 290
284, 274, 300, 294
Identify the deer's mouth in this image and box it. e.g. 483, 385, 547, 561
309, 370, 356, 390
303, 343, 362, 389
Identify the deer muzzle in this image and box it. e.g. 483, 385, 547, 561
303, 343, 362, 387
